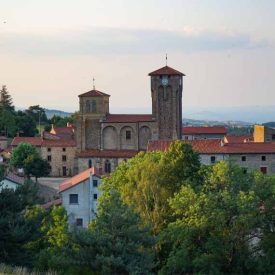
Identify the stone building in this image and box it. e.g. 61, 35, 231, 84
11, 125, 76, 177
148, 138, 275, 175
182, 126, 227, 140
76, 65, 185, 173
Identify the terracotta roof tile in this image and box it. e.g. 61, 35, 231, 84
77, 149, 140, 158
41, 198, 62, 209
59, 167, 102, 192
78, 89, 110, 97
149, 66, 185, 76
225, 135, 253, 144
41, 139, 76, 147
104, 114, 154, 123
11, 137, 43, 147
182, 126, 227, 135
147, 139, 275, 154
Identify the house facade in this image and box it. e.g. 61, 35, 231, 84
182, 126, 227, 140
59, 167, 102, 228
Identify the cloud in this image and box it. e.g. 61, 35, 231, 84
0, 27, 269, 56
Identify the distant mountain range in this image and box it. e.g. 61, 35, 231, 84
18, 105, 275, 125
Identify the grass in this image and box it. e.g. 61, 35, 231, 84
0, 263, 57, 275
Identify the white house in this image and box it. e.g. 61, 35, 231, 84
59, 167, 102, 228
0, 172, 25, 191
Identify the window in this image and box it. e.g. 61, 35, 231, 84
91, 100, 97, 113
126, 130, 131, 140
47, 155, 52, 162
93, 179, 98, 187
49, 165, 52, 171
184, 136, 189, 140
260, 167, 267, 174
47, 148, 51, 152
62, 148, 66, 152
93, 193, 98, 200
69, 194, 78, 204
62, 155, 67, 162
62, 166, 67, 176
76, 218, 83, 227
210, 156, 216, 164
88, 159, 92, 168
85, 100, 90, 113
104, 160, 111, 173
261, 155, 266, 161
243, 168, 248, 174
272, 134, 275, 141
241, 156, 246, 162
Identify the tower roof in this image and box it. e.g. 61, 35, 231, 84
78, 89, 110, 97
148, 65, 185, 76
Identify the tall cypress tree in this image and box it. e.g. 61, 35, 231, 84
0, 85, 14, 112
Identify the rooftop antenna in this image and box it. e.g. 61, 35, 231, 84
93, 76, 95, 90
165, 53, 168, 66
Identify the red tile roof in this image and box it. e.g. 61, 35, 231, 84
148, 66, 185, 76
225, 135, 253, 144
59, 167, 101, 192
77, 149, 140, 158
0, 136, 7, 141
41, 139, 76, 147
41, 198, 62, 209
11, 136, 76, 148
78, 89, 110, 97
182, 126, 227, 135
11, 137, 43, 147
104, 114, 154, 123
147, 139, 275, 154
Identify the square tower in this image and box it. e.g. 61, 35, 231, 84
149, 66, 185, 140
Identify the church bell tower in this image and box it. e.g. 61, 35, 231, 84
149, 65, 185, 140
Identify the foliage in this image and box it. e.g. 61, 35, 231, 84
0, 180, 41, 267
25, 155, 51, 181
0, 85, 14, 112
103, 141, 201, 233
26, 105, 48, 124
66, 188, 155, 274
16, 110, 38, 137
158, 162, 275, 274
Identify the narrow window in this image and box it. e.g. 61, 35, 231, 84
126, 130, 131, 140
76, 218, 83, 227
241, 156, 246, 162
88, 159, 92, 168
47, 155, 52, 162
47, 148, 51, 152
69, 194, 78, 204
91, 100, 97, 113
62, 155, 67, 162
262, 155, 266, 161
93, 194, 98, 200
62, 148, 66, 152
210, 156, 216, 164
62, 166, 67, 176
104, 160, 111, 173
85, 100, 90, 113
93, 179, 98, 187
272, 134, 275, 141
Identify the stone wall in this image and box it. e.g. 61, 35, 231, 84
41, 146, 76, 177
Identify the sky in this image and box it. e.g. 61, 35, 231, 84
1, 0, 275, 113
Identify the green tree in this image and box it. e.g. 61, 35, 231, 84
25, 155, 50, 182
0, 85, 14, 112
159, 162, 275, 274
104, 141, 201, 233
25, 105, 48, 124
10, 142, 39, 171
68, 188, 155, 274
0, 109, 16, 137
15, 111, 38, 137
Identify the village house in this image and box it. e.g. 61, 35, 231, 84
182, 126, 227, 140
59, 167, 102, 228
0, 172, 24, 191
10, 124, 76, 177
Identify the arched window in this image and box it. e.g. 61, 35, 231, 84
85, 100, 90, 113
91, 100, 97, 113
104, 160, 111, 173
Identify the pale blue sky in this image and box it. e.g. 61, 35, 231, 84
0, 0, 275, 112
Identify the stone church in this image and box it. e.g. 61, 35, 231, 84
75, 65, 185, 174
